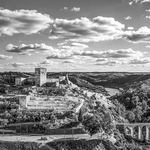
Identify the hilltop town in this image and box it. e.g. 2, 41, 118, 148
0, 67, 115, 137
0, 67, 110, 110
1, 69, 150, 149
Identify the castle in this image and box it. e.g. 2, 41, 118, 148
15, 67, 65, 86
35, 67, 47, 86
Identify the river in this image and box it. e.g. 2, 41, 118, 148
105, 88, 120, 96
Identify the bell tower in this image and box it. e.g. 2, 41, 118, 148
35, 67, 47, 86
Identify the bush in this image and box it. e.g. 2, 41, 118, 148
59, 121, 80, 129
47, 139, 117, 150
0, 141, 39, 150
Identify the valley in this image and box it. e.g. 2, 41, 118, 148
0, 70, 150, 149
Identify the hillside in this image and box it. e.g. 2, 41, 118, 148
0, 72, 33, 86
0, 74, 123, 136
47, 72, 150, 89
1, 133, 150, 150
0, 72, 150, 149
110, 78, 150, 123
0, 71, 129, 124
68, 74, 107, 94
1, 71, 150, 90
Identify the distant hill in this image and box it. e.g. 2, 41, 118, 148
110, 77, 150, 123
1, 71, 150, 90
68, 74, 107, 94
47, 72, 150, 89
0, 72, 33, 86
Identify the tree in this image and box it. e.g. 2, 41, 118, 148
82, 105, 114, 137
133, 106, 143, 122
125, 97, 130, 108
78, 109, 83, 122
126, 111, 135, 123
82, 113, 100, 137
141, 101, 148, 112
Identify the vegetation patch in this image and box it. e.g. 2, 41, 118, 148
0, 141, 39, 150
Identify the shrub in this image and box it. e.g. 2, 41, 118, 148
0, 141, 39, 150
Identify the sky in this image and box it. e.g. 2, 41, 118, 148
1, 0, 150, 72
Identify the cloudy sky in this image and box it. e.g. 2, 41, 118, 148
1, 0, 150, 72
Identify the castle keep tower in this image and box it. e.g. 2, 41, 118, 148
35, 67, 47, 86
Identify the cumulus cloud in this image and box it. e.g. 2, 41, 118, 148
0, 54, 12, 59
75, 48, 143, 59
124, 16, 132, 20
39, 60, 58, 67
124, 26, 150, 43
40, 60, 53, 64
6, 62, 38, 69
7, 60, 58, 68
101, 49, 143, 58
46, 42, 89, 59
129, 0, 150, 5
46, 52, 72, 59
5, 43, 57, 55
129, 2, 133, 5
95, 60, 122, 66
62, 60, 75, 63
0, 8, 53, 36
6, 42, 144, 65
95, 56, 150, 66
61, 7, 80, 12
127, 27, 134, 30
60, 42, 89, 52
71, 42, 88, 48
61, 7, 68, 11
5, 41, 89, 57
141, 0, 150, 3
49, 16, 125, 42
46, 47, 143, 64
8, 62, 26, 67
129, 58, 150, 64
57, 41, 68, 46
71, 7, 80, 12
146, 45, 150, 48
145, 16, 150, 19
64, 7, 68, 10
62, 59, 85, 65
4, 42, 88, 59
96, 58, 108, 62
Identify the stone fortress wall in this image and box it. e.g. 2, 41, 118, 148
15, 67, 66, 86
